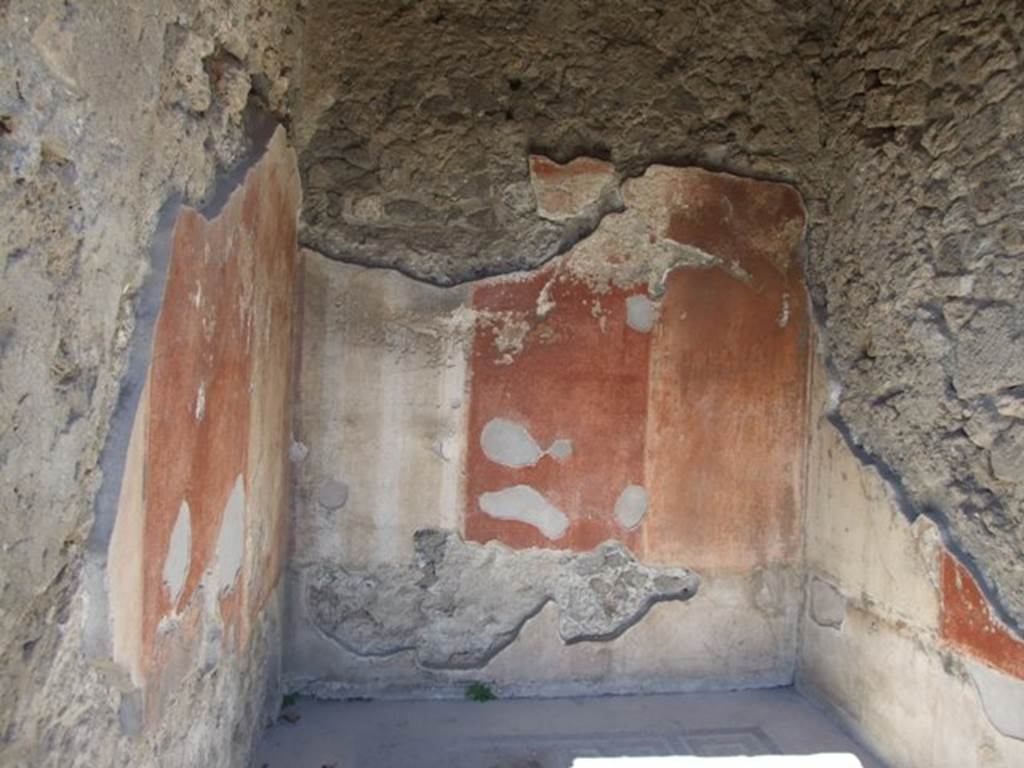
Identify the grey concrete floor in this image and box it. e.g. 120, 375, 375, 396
254, 687, 885, 768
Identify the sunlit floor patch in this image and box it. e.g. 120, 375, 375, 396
573, 754, 862, 767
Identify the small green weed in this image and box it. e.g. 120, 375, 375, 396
465, 681, 496, 702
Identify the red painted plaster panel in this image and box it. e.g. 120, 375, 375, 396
941, 551, 1024, 679
642, 172, 808, 570
529, 154, 617, 221
465, 268, 650, 551
143, 206, 252, 662
126, 128, 300, 703
465, 169, 808, 566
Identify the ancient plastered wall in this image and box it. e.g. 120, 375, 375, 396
288, 161, 809, 697
103, 128, 301, 758
0, 3, 302, 766
798, 349, 1024, 768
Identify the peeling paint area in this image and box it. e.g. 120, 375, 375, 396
528, 155, 619, 223
481, 418, 547, 468
613, 485, 649, 530
481, 417, 572, 469
625, 294, 658, 333
966, 660, 1024, 741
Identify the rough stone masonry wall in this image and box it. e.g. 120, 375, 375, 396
0, 2, 302, 766
294, 0, 831, 283
812, 0, 1024, 633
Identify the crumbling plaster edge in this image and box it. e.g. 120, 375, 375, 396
299, 155, 808, 291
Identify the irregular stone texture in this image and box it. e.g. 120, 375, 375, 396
294, 0, 827, 283
941, 552, 1024, 680
291, 566, 800, 700
799, 352, 1024, 767
0, 3, 302, 766
306, 530, 698, 670
813, 0, 1024, 632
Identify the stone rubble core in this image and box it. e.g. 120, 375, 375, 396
305, 530, 700, 670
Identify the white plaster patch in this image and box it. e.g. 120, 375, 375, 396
215, 474, 245, 594
162, 500, 192, 606
613, 484, 649, 529
967, 660, 1024, 741
809, 576, 847, 629
319, 479, 350, 510
625, 294, 658, 333
481, 418, 574, 468
194, 381, 206, 421
479, 485, 569, 540
548, 439, 573, 462
481, 418, 544, 468
777, 291, 791, 328
289, 440, 309, 463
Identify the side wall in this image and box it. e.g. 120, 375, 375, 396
287, 161, 811, 698
0, 4, 303, 766
101, 128, 300, 763
798, 349, 1024, 768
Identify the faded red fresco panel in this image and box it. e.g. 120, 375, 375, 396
941, 551, 1024, 679
137, 130, 300, 703
642, 173, 808, 570
464, 268, 650, 551
142, 207, 252, 668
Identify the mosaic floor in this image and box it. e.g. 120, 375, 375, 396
255, 687, 883, 768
